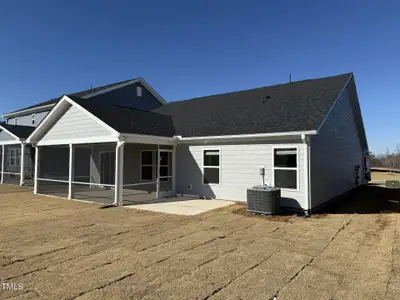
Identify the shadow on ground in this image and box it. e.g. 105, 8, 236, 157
320, 185, 400, 214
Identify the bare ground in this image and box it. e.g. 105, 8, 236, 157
0, 184, 399, 300
371, 171, 400, 182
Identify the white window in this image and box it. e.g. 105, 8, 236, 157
273, 147, 298, 189
32, 114, 36, 125
137, 86, 142, 97
203, 149, 220, 184
9, 148, 19, 167
14, 117, 19, 125
140, 150, 154, 181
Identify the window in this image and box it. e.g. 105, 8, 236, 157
9, 148, 19, 167
137, 86, 142, 97
273, 147, 297, 189
203, 149, 220, 184
32, 114, 36, 125
141, 150, 154, 181
14, 117, 19, 125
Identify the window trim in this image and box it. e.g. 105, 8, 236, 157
272, 145, 299, 191
137, 86, 142, 97
202, 148, 221, 186
32, 114, 36, 125
9, 148, 18, 167
14, 117, 19, 125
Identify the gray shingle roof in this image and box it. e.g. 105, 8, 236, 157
1, 124, 35, 139
153, 73, 352, 137
69, 96, 175, 137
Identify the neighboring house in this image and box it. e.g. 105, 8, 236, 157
1, 73, 369, 213
0, 78, 166, 185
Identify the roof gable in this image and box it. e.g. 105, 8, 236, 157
27, 96, 119, 145
27, 95, 175, 145
3, 78, 166, 117
153, 73, 353, 137
0, 124, 35, 142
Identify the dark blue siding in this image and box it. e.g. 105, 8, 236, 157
89, 82, 163, 111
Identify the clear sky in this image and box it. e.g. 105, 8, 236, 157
0, 0, 399, 153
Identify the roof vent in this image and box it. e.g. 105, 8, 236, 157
261, 96, 271, 103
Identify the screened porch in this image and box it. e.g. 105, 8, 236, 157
34, 141, 176, 206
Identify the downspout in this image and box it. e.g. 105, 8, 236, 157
301, 134, 311, 217
114, 140, 126, 206
20, 141, 25, 186
1, 144, 4, 184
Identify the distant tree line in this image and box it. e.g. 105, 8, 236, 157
370, 143, 400, 169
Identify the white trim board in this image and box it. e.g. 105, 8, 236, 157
175, 130, 318, 144
317, 74, 353, 133
2, 104, 54, 119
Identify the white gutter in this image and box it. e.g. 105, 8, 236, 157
301, 133, 311, 216
175, 130, 318, 141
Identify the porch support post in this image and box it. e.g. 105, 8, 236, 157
156, 145, 160, 199
33, 146, 40, 194
68, 144, 75, 199
20, 143, 25, 186
114, 141, 125, 206
1, 145, 4, 184
172, 145, 176, 196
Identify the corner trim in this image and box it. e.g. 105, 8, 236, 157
316, 74, 353, 133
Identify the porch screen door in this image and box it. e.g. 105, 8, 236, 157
158, 149, 173, 198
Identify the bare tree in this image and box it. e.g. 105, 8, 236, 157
371, 143, 400, 169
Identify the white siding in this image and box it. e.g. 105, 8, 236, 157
41, 105, 113, 142
176, 140, 306, 210
0, 130, 16, 142
310, 87, 364, 209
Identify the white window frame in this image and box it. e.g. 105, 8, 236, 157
9, 148, 19, 167
137, 86, 142, 97
272, 145, 299, 191
14, 117, 19, 125
140, 150, 155, 181
202, 148, 221, 185
32, 114, 36, 125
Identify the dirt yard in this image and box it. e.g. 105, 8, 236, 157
371, 170, 400, 182
0, 185, 399, 300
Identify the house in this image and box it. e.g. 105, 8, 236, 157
0, 78, 166, 185
0, 73, 369, 213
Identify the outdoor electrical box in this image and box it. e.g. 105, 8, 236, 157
258, 166, 265, 176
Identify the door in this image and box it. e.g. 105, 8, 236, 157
100, 152, 115, 185
158, 149, 174, 198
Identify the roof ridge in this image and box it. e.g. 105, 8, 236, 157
169, 72, 353, 104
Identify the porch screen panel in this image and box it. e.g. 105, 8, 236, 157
2, 145, 21, 184
37, 146, 69, 198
